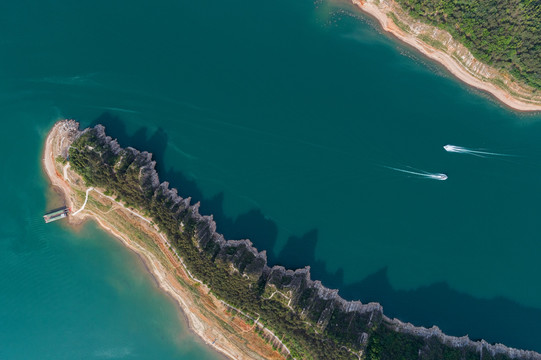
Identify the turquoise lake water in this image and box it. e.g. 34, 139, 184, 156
1, 0, 541, 357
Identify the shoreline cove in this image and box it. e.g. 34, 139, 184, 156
43, 120, 541, 359
349, 0, 541, 112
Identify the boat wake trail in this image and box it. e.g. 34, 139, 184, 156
384, 166, 447, 180
443, 145, 512, 157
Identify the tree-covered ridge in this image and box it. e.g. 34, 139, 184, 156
67, 124, 521, 360
395, 0, 541, 89
69, 127, 359, 359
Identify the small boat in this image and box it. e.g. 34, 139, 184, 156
435, 173, 448, 180
43, 206, 69, 223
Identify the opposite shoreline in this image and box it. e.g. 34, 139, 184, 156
350, 0, 541, 112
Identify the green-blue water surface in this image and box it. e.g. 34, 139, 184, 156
1, 0, 541, 357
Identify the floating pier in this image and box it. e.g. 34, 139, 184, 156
43, 206, 69, 223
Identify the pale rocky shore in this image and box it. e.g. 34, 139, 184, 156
349, 0, 541, 112
387, 319, 541, 360
45, 120, 541, 359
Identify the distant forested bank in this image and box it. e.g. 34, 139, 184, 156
395, 0, 541, 89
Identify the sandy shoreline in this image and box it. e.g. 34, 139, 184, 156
43, 122, 284, 360
351, 0, 541, 112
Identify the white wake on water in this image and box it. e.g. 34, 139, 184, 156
443, 144, 513, 157
384, 166, 447, 180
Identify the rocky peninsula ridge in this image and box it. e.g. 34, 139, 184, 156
48, 120, 541, 359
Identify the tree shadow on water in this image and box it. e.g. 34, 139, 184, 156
90, 113, 168, 170
92, 113, 541, 353
342, 268, 541, 351
276, 230, 541, 352
90, 112, 280, 252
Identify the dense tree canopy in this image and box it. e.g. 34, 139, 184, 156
396, 0, 541, 88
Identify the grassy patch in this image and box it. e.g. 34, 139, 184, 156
55, 155, 67, 164
418, 34, 446, 51
88, 196, 111, 212
388, 12, 410, 33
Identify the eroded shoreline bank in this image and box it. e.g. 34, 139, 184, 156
350, 0, 541, 112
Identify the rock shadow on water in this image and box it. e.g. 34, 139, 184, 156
275, 231, 541, 352
89, 112, 279, 253
345, 268, 541, 352
90, 112, 541, 353
90, 112, 168, 170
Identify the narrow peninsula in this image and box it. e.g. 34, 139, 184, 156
350, 0, 541, 111
44, 120, 541, 359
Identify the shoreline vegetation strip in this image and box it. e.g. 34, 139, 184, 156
44, 120, 541, 360
350, 0, 541, 112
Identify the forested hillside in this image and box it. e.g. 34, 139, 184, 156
395, 0, 541, 89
